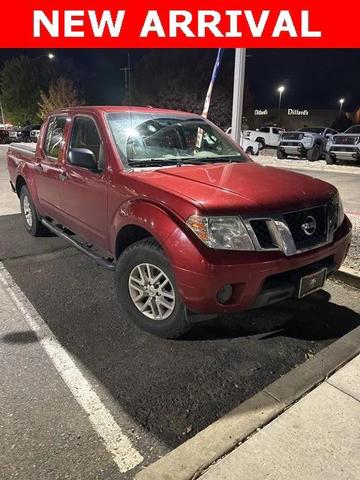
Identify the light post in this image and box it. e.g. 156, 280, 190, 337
35, 53, 55, 61
231, 48, 246, 144
339, 98, 345, 113
0, 97, 5, 127
277, 86, 285, 123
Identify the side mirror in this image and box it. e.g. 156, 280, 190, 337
68, 148, 97, 170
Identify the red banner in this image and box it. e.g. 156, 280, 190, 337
1, 0, 359, 48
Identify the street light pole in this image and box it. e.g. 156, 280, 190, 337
231, 48, 246, 145
277, 86, 285, 123
0, 98, 5, 127
339, 98, 345, 113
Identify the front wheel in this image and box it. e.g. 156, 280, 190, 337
20, 185, 47, 236
307, 145, 321, 161
277, 149, 287, 159
115, 238, 190, 339
325, 153, 336, 165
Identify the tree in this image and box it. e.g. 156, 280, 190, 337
129, 50, 252, 129
38, 77, 84, 120
0, 56, 56, 125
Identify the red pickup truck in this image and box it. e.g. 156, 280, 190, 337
7, 106, 352, 338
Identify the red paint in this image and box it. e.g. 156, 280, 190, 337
7, 106, 352, 314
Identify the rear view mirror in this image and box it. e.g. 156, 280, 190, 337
68, 148, 97, 170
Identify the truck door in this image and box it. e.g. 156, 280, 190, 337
33, 115, 67, 219
60, 115, 108, 250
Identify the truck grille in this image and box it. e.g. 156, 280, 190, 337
333, 136, 359, 145
284, 206, 327, 250
282, 133, 303, 141
250, 220, 275, 249
246, 204, 332, 255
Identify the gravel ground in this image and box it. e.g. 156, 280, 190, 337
345, 214, 360, 275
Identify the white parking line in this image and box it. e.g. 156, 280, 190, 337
0, 261, 143, 473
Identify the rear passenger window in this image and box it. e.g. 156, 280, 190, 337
70, 117, 104, 170
44, 117, 67, 159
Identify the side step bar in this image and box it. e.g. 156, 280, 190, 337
41, 219, 115, 271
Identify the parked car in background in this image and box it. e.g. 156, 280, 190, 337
30, 128, 41, 143
277, 127, 338, 161
243, 126, 285, 149
9, 124, 41, 143
225, 127, 259, 155
325, 125, 360, 164
0, 128, 11, 144
7, 106, 351, 338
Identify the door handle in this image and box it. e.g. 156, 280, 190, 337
58, 170, 68, 182
34, 163, 43, 172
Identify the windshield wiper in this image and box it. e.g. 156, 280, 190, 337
128, 157, 205, 168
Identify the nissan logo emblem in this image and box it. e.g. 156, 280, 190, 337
302, 215, 317, 236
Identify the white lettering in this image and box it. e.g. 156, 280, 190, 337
272, 11, 297, 37
140, 10, 166, 37
88, 11, 125, 37
225, 11, 242, 37
169, 11, 195, 37
198, 11, 223, 37
64, 11, 85, 37
245, 10, 270, 37
301, 11, 321, 37
33, 11, 59, 37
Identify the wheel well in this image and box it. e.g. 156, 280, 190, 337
115, 225, 152, 259
15, 176, 27, 197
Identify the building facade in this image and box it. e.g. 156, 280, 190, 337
247, 108, 346, 130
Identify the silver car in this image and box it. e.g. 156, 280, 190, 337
326, 125, 360, 164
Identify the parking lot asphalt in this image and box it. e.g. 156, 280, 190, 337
1, 213, 360, 478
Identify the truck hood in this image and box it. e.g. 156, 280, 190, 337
134, 162, 336, 214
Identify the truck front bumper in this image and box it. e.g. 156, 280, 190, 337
168, 217, 352, 315
279, 142, 307, 157
328, 147, 360, 161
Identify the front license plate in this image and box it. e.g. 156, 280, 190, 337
298, 268, 327, 298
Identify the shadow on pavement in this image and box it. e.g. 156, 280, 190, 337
1, 330, 39, 344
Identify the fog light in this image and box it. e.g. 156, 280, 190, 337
217, 284, 233, 304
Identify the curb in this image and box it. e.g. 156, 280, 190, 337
258, 160, 360, 176
135, 325, 360, 480
335, 266, 360, 289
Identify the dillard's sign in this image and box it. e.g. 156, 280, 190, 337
254, 108, 310, 116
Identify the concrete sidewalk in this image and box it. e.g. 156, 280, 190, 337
200, 355, 360, 480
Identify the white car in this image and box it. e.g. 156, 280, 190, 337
243, 126, 285, 149
225, 128, 259, 155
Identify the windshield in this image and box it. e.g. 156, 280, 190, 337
106, 112, 247, 168
297, 127, 325, 134
345, 125, 360, 134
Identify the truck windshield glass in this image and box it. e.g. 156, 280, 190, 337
298, 127, 325, 134
106, 112, 247, 167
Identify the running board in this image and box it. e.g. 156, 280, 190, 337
41, 219, 115, 271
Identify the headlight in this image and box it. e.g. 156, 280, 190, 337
329, 193, 345, 232
337, 196, 345, 228
186, 215, 255, 251
302, 135, 313, 146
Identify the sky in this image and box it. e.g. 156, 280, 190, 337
0, 48, 359, 111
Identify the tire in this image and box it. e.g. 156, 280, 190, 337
256, 138, 265, 150
325, 153, 336, 165
20, 185, 47, 236
307, 145, 321, 162
246, 147, 254, 155
277, 149, 287, 159
115, 238, 190, 339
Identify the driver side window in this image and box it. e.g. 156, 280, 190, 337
70, 117, 104, 170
